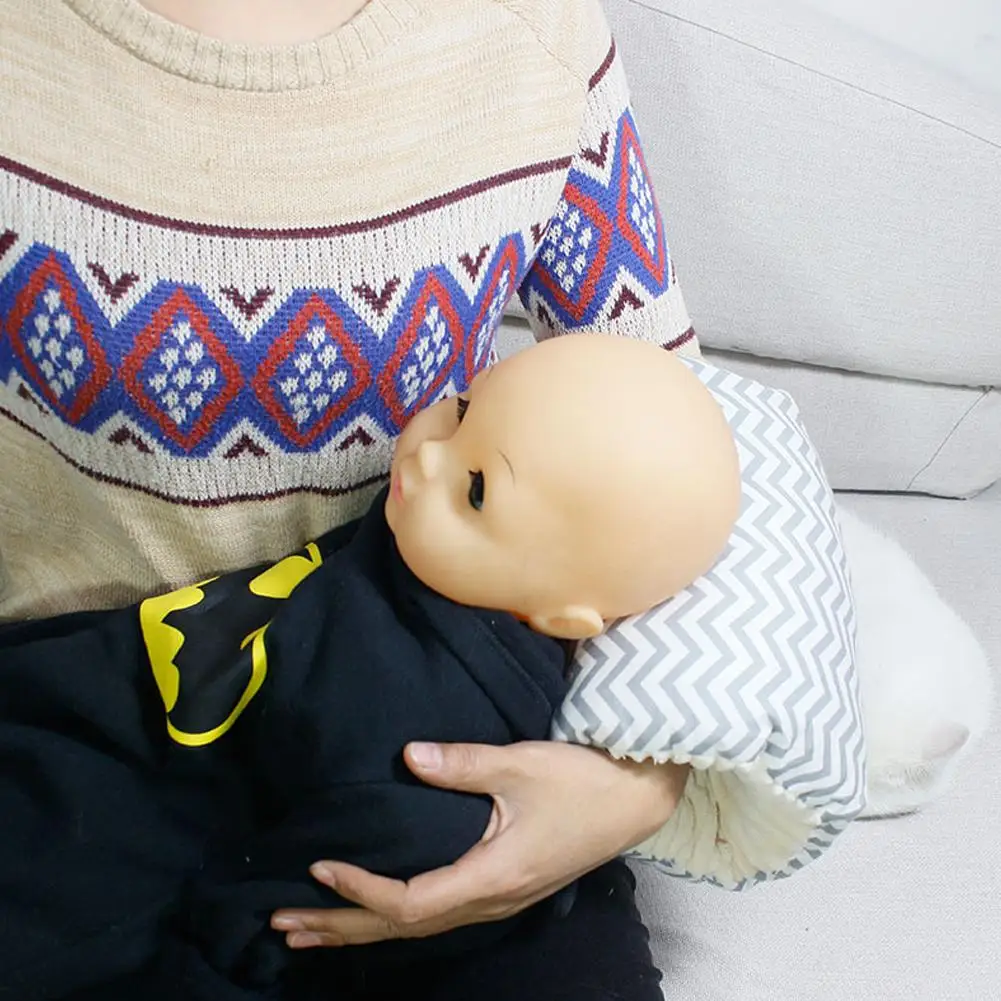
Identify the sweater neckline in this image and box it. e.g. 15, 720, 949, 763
61, 0, 421, 91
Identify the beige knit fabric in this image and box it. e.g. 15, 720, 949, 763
0, 0, 697, 619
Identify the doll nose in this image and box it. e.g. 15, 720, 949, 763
415, 439, 445, 481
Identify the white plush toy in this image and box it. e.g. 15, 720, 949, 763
838, 507, 995, 819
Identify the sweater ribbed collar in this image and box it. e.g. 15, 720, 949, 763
61, 0, 421, 90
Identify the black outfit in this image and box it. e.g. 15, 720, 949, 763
0, 490, 664, 1000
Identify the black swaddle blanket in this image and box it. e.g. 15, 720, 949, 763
0, 488, 569, 1000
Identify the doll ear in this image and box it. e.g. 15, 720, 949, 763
528, 606, 605, 640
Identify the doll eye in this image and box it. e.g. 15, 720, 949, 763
456, 396, 470, 424
468, 470, 485, 511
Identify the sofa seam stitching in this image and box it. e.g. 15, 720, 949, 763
906, 388, 992, 490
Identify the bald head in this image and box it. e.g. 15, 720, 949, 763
473, 335, 741, 620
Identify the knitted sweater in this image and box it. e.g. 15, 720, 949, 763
0, 0, 698, 621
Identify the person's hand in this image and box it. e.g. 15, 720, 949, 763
270, 740, 689, 948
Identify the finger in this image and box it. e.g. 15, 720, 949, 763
285, 884, 558, 949
272, 862, 411, 933
316, 855, 504, 929
273, 902, 405, 947
274, 845, 513, 941
275, 862, 592, 947
310, 861, 412, 916
284, 910, 403, 948
276, 894, 482, 946
351, 837, 528, 925
272, 906, 346, 933
404, 741, 524, 794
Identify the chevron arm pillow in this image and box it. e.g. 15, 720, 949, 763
551, 360, 865, 889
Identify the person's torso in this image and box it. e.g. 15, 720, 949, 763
0, 0, 600, 617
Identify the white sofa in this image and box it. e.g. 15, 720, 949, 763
503, 2, 1001, 996
605, 0, 1001, 499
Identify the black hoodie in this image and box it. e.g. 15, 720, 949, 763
0, 488, 569, 999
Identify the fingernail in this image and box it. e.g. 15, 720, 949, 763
409, 741, 442, 770
310, 862, 336, 885
272, 915, 303, 931
288, 932, 323, 949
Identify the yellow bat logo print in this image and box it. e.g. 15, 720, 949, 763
140, 544, 323, 747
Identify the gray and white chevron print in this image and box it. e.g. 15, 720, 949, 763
552, 359, 865, 887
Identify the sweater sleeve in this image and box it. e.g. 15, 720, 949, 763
516, 28, 698, 355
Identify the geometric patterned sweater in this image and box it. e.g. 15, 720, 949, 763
0, 0, 698, 620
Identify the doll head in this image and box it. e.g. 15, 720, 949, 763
385, 334, 740, 640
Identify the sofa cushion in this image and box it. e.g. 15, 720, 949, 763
605, 0, 1001, 387
706, 349, 1001, 498
499, 312, 1001, 497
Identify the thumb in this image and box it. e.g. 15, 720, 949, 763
404, 741, 513, 794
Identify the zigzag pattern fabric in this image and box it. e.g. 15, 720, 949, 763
554, 360, 865, 887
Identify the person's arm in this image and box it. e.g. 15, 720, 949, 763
516, 22, 698, 356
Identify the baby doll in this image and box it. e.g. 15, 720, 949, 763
0, 335, 739, 1001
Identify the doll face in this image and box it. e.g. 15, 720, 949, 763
384, 364, 567, 617
384, 334, 742, 637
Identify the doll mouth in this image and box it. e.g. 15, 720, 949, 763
391, 470, 406, 504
